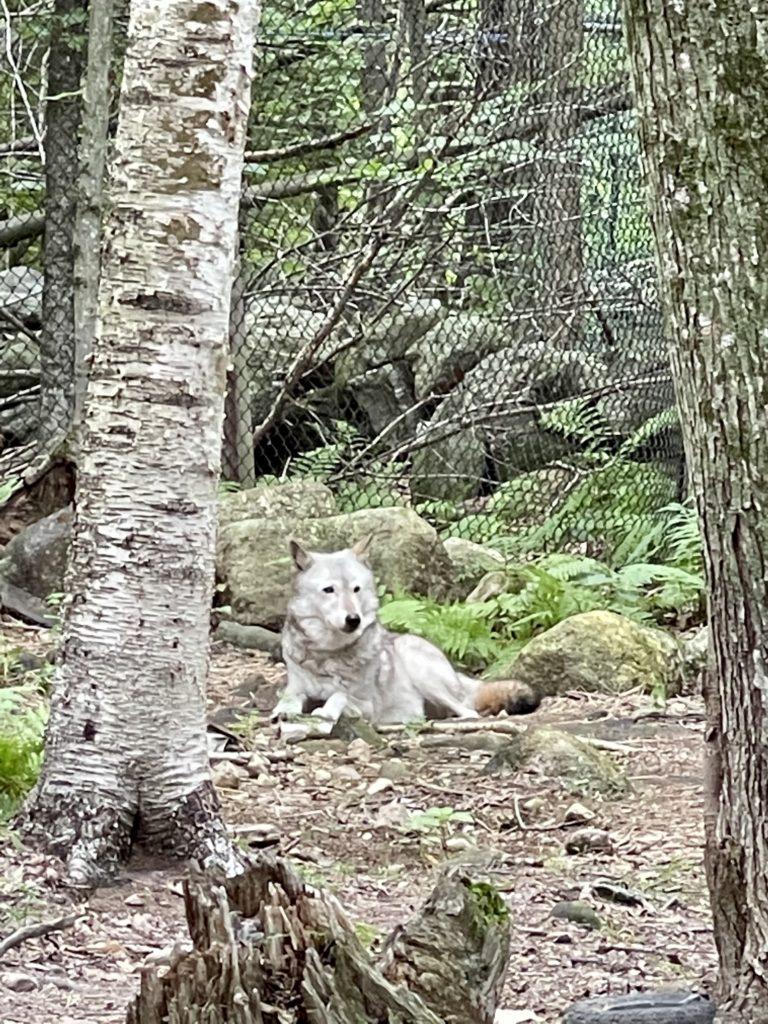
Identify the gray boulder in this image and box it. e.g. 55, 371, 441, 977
410, 344, 608, 502
334, 298, 444, 386
442, 537, 505, 594
219, 480, 337, 528
0, 507, 72, 600
484, 726, 628, 798
0, 266, 43, 324
217, 505, 453, 627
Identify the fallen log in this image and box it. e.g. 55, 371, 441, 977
127, 854, 510, 1024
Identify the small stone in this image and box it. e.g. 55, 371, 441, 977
253, 773, 274, 788
212, 762, 247, 790
367, 777, 394, 796
347, 738, 372, 763
564, 828, 613, 855
233, 823, 280, 847
378, 759, 409, 782
522, 796, 545, 813
373, 800, 410, 827
335, 765, 361, 783
279, 721, 311, 743
551, 900, 601, 930
124, 893, 145, 907
445, 836, 474, 852
563, 802, 595, 825
266, 748, 295, 763
247, 752, 270, 776
2, 971, 38, 992
314, 768, 332, 783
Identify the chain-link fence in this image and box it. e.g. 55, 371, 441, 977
1, 0, 682, 562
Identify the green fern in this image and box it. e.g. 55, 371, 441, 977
0, 684, 47, 821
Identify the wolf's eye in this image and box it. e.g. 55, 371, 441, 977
322, 585, 334, 594
353, 586, 361, 593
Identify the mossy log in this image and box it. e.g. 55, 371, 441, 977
127, 855, 510, 1024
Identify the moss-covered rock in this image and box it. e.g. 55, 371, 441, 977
217, 505, 453, 627
487, 610, 683, 697
219, 479, 336, 528
484, 727, 628, 798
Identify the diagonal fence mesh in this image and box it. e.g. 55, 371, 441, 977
1, 0, 682, 565
226, 0, 681, 563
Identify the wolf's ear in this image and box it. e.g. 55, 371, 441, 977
351, 533, 374, 563
289, 539, 313, 571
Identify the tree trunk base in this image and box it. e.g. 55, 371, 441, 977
19, 790, 134, 888
21, 782, 242, 887
127, 855, 510, 1024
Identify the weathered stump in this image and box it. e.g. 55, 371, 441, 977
127, 855, 510, 1024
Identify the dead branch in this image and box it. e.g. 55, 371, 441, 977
0, 913, 79, 958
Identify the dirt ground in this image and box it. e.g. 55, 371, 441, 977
0, 620, 717, 1024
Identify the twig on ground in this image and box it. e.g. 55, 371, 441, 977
0, 913, 80, 959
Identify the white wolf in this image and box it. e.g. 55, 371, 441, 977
272, 535, 539, 724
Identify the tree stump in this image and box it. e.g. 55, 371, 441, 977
127, 855, 510, 1024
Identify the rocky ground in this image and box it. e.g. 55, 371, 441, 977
0, 621, 717, 1024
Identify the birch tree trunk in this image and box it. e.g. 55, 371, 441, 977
620, 2, 768, 1018
22, 0, 258, 886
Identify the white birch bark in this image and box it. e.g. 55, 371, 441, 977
23, 0, 259, 886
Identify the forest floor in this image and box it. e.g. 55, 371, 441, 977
0, 620, 717, 1024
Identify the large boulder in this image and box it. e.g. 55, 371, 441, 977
334, 298, 444, 385
487, 610, 683, 697
484, 726, 628, 798
408, 312, 513, 399
0, 506, 72, 600
0, 266, 43, 325
409, 345, 608, 502
442, 537, 505, 595
219, 480, 337, 528
217, 505, 453, 627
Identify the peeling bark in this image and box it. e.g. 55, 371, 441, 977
22, 0, 259, 886
127, 856, 509, 1024
620, 0, 768, 1018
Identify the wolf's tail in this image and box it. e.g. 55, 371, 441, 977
473, 678, 541, 716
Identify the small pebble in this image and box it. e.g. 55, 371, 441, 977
367, 777, 394, 796
563, 801, 595, 825
2, 971, 38, 993
212, 762, 247, 790
565, 828, 613, 855
246, 752, 270, 776
550, 900, 601, 930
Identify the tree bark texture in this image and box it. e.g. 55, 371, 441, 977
40, 0, 87, 440
620, 1, 768, 1019
23, 0, 258, 886
72, 0, 114, 443
127, 856, 510, 1024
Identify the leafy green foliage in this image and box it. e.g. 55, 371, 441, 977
0, 641, 49, 821
0, 684, 47, 822
382, 503, 704, 675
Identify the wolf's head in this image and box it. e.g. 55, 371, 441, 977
286, 535, 379, 650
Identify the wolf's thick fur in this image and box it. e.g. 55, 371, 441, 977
273, 537, 539, 724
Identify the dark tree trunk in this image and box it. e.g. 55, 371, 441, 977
620, 0, 768, 1018
128, 856, 510, 1024
40, 0, 87, 441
